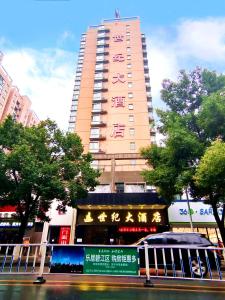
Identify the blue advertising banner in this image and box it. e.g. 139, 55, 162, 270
50, 246, 84, 273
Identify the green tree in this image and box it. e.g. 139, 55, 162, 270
0, 117, 100, 242
194, 140, 225, 244
142, 67, 225, 239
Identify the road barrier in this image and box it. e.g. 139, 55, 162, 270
0, 243, 224, 285
142, 242, 225, 282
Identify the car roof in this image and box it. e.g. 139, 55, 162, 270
162, 232, 201, 235
142, 232, 203, 240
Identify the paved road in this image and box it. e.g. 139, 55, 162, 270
0, 275, 225, 300
0, 284, 224, 300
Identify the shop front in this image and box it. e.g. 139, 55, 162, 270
168, 201, 223, 244
75, 193, 169, 245
0, 220, 34, 244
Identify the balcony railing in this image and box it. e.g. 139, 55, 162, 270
91, 121, 107, 127
97, 28, 110, 33
96, 58, 109, 63
89, 148, 106, 154
93, 97, 108, 103
93, 85, 108, 92
94, 76, 108, 82
95, 64, 109, 72
147, 105, 153, 112
96, 48, 109, 54
90, 134, 106, 141
97, 36, 110, 41
92, 108, 107, 114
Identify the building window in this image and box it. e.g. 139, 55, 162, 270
90, 184, 111, 193
127, 73, 132, 78
128, 82, 132, 88
127, 55, 131, 60
127, 63, 132, 69
128, 93, 133, 99
128, 104, 134, 110
94, 82, 103, 89
92, 115, 100, 122
127, 47, 131, 52
71, 105, 77, 111
89, 142, 99, 152
69, 116, 76, 122
96, 55, 104, 61
130, 159, 136, 166
129, 115, 134, 122
129, 128, 135, 136
127, 40, 130, 44
90, 128, 100, 138
125, 183, 145, 193
130, 142, 136, 150
93, 103, 101, 111
90, 160, 99, 170
70, 111, 77, 117
115, 182, 124, 193
93, 93, 102, 100
126, 32, 130, 36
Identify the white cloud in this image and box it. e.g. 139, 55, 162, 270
176, 18, 225, 62
57, 31, 76, 47
147, 17, 225, 114
2, 48, 75, 130
147, 39, 179, 103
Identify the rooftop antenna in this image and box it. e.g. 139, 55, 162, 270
115, 9, 120, 19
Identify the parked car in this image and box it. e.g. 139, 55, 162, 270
134, 232, 221, 278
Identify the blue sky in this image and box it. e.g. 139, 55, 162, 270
1, 0, 225, 129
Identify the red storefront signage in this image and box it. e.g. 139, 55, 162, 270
58, 227, 71, 244
0, 205, 16, 212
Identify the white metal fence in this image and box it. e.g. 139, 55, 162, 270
142, 242, 225, 281
0, 243, 224, 283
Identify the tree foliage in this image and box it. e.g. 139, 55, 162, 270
0, 117, 100, 242
141, 67, 225, 243
194, 140, 225, 243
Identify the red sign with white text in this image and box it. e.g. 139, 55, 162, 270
58, 227, 71, 244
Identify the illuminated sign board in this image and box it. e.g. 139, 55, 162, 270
0, 221, 34, 228
118, 226, 157, 233
77, 210, 167, 226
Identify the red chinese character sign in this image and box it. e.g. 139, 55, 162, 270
113, 35, 124, 42
111, 123, 125, 138
58, 227, 71, 244
113, 54, 125, 62
111, 96, 125, 108
112, 73, 126, 84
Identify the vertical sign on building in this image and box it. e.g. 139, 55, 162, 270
58, 227, 71, 244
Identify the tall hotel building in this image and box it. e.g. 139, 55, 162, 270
62, 16, 169, 245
